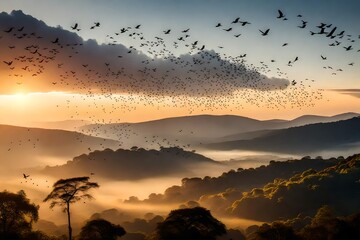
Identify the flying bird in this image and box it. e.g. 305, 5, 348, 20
326, 27, 337, 38
277, 10, 285, 19
231, 17, 240, 24
239, 21, 251, 26
4, 27, 14, 33
259, 29, 270, 36
71, 23, 79, 30
344, 45, 353, 51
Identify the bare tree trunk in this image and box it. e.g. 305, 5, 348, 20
66, 202, 72, 240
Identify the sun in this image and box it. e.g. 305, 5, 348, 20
10, 92, 28, 105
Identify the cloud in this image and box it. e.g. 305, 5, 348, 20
0, 10, 289, 97
331, 89, 360, 98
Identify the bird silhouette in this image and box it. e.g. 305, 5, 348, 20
326, 27, 337, 37
71, 23, 79, 30
4, 27, 14, 33
231, 17, 240, 24
259, 29, 270, 36
277, 10, 285, 19
344, 45, 353, 51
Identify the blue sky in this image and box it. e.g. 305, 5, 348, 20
1, 0, 359, 89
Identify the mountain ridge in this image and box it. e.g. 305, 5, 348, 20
206, 117, 360, 154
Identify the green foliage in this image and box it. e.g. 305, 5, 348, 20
0, 190, 39, 239
231, 154, 360, 221
246, 207, 360, 240
248, 222, 301, 240
153, 207, 226, 240
79, 219, 126, 240
300, 207, 360, 240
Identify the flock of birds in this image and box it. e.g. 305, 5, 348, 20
2, 9, 356, 120
0, 9, 358, 184
20, 173, 50, 188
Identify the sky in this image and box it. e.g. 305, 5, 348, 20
0, 0, 359, 124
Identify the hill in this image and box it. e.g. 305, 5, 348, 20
206, 117, 360, 155
26, 119, 90, 131
42, 147, 222, 180
0, 124, 119, 169
124, 156, 339, 205
230, 154, 360, 221
79, 113, 359, 149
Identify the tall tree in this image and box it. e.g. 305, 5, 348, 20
0, 190, 39, 239
43, 177, 99, 240
79, 219, 126, 240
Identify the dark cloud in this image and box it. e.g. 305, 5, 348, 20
0, 10, 289, 97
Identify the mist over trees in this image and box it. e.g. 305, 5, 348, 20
230, 154, 360, 221
43, 147, 220, 180
125, 156, 338, 205
2, 153, 360, 239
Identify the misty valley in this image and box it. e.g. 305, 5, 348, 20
1, 1, 360, 240
1, 114, 360, 240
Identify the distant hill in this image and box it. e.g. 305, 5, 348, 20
206, 117, 360, 154
0, 124, 119, 168
214, 112, 360, 142
79, 113, 359, 149
26, 119, 90, 131
42, 147, 222, 180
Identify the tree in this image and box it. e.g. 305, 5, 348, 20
0, 190, 39, 239
300, 207, 360, 240
43, 177, 99, 240
248, 222, 301, 240
153, 207, 226, 240
79, 219, 126, 240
